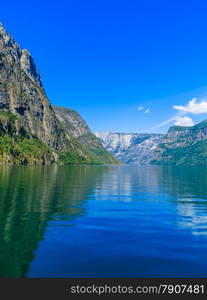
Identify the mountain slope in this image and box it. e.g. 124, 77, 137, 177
0, 110, 55, 164
95, 132, 163, 164
0, 23, 117, 165
0, 24, 66, 150
151, 120, 207, 165
54, 106, 118, 164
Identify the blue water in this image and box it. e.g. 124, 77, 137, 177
0, 165, 207, 277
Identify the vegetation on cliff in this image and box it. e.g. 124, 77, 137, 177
151, 120, 207, 166
0, 24, 118, 165
54, 106, 119, 164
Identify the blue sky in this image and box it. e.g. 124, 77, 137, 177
2, 0, 207, 133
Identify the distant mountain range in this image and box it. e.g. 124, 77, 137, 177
95, 132, 163, 164
96, 120, 207, 166
151, 120, 207, 165
0, 23, 118, 165
1, 23, 207, 166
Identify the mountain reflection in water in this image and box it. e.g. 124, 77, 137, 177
0, 165, 207, 277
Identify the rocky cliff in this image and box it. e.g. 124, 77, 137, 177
54, 106, 118, 164
95, 132, 163, 164
151, 120, 207, 165
0, 24, 67, 150
96, 120, 207, 166
0, 23, 117, 165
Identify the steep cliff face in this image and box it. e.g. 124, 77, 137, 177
95, 132, 163, 164
0, 23, 70, 151
0, 110, 54, 164
96, 122, 207, 166
54, 106, 118, 164
151, 120, 207, 165
0, 23, 116, 164
53, 106, 91, 139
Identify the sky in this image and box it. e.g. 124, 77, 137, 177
1, 0, 207, 133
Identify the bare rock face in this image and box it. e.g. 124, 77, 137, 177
0, 23, 68, 151
20, 49, 43, 87
95, 121, 207, 166
53, 106, 90, 138
0, 23, 119, 164
95, 132, 163, 164
0, 23, 99, 163
54, 106, 119, 164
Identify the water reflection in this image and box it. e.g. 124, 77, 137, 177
93, 166, 207, 238
0, 165, 107, 277
161, 166, 207, 199
0, 165, 207, 277
161, 167, 207, 237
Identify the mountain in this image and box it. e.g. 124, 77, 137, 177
95, 132, 163, 164
151, 120, 207, 166
0, 23, 117, 165
53, 106, 118, 164
96, 121, 207, 166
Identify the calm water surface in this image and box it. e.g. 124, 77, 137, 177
0, 165, 207, 277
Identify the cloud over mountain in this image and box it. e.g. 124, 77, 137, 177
152, 97, 207, 130
174, 116, 194, 126
173, 98, 207, 115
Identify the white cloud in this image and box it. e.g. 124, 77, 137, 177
137, 106, 151, 114
174, 116, 194, 126
137, 106, 144, 111
145, 108, 151, 114
152, 97, 207, 130
173, 97, 207, 114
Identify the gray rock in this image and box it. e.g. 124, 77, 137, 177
54, 106, 119, 164
0, 23, 101, 163
151, 120, 207, 165
0, 23, 118, 164
95, 132, 163, 164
